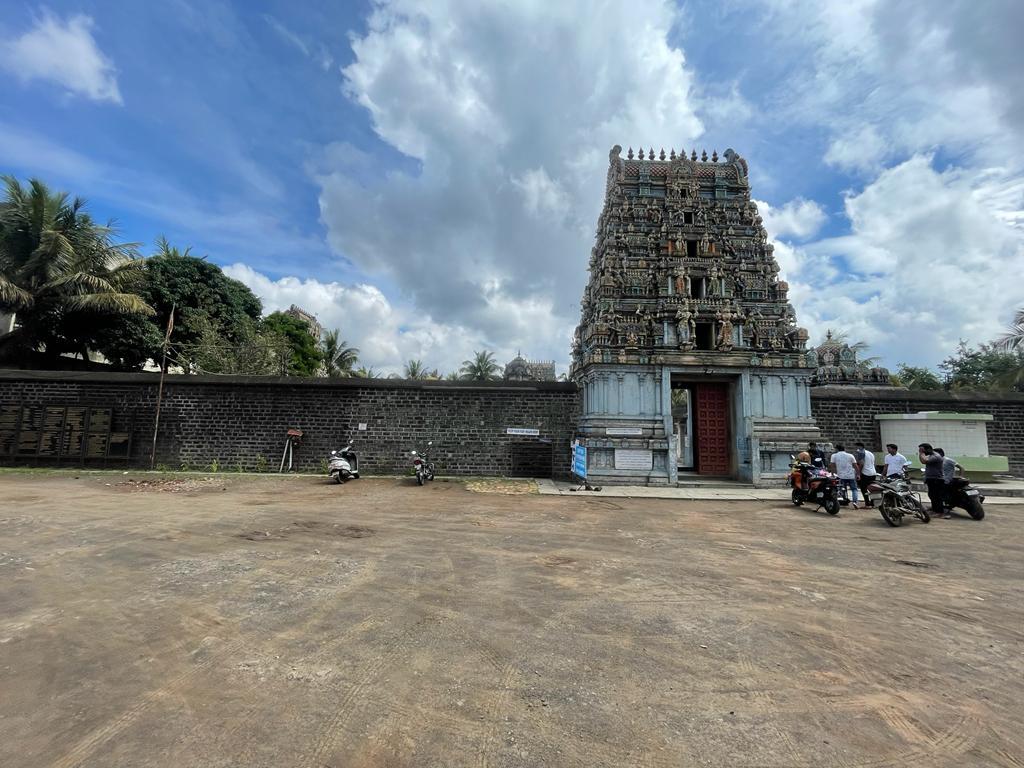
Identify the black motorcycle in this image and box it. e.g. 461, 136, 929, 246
945, 477, 985, 520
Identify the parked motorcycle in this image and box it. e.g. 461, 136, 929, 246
867, 472, 929, 526
327, 440, 360, 484
411, 442, 435, 486
788, 457, 841, 515
945, 476, 986, 520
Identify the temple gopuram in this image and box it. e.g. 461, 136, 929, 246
571, 146, 822, 485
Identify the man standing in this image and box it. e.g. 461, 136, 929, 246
935, 448, 964, 519
854, 442, 877, 507
830, 443, 860, 509
935, 448, 963, 484
919, 443, 946, 518
883, 444, 910, 478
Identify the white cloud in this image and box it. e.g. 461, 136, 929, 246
776, 155, 1024, 367
0, 11, 122, 104
764, 0, 1024, 169
315, 0, 704, 369
263, 14, 333, 71
756, 197, 827, 240
222, 263, 566, 376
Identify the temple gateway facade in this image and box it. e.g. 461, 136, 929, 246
571, 146, 822, 485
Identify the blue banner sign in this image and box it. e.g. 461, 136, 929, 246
572, 442, 587, 479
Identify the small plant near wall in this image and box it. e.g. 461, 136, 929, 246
319, 457, 329, 474
235, 461, 244, 473
208, 458, 220, 473
255, 454, 269, 473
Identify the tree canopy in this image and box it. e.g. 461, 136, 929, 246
0, 176, 153, 366
460, 350, 500, 381
262, 311, 323, 376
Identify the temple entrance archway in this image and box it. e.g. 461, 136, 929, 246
671, 376, 733, 477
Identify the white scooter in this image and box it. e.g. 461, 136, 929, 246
328, 440, 360, 484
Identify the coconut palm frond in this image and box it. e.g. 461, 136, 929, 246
65, 292, 155, 316
45, 271, 118, 294
993, 308, 1024, 352
23, 230, 76, 281
0, 275, 33, 309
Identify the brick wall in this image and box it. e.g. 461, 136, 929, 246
811, 385, 1024, 474
0, 370, 580, 477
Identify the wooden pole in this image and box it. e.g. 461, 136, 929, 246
149, 305, 174, 470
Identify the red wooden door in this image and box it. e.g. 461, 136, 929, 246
695, 383, 730, 475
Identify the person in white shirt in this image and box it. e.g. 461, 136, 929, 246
883, 443, 911, 478
854, 442, 877, 508
830, 443, 861, 508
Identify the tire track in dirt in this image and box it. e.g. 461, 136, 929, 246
296, 553, 459, 768
47, 557, 382, 768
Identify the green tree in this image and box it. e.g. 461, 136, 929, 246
0, 176, 153, 366
995, 308, 1024, 352
443, 370, 461, 381
262, 311, 323, 376
321, 328, 359, 377
144, 237, 262, 370
188, 315, 284, 375
940, 341, 1024, 392
353, 365, 379, 378
460, 350, 500, 381
891, 364, 943, 391
403, 359, 429, 379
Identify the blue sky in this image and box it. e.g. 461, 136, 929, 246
2, 0, 1022, 374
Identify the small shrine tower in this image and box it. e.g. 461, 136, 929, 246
571, 146, 822, 485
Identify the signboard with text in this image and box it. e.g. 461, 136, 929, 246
614, 448, 653, 470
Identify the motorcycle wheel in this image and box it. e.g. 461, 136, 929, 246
824, 498, 840, 515
905, 496, 929, 523
965, 497, 985, 520
333, 473, 342, 485
791, 489, 803, 506
879, 501, 902, 527
416, 471, 424, 486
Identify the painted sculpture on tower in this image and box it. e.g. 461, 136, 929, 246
572, 145, 810, 372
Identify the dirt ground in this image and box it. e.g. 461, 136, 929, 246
2, 473, 1023, 768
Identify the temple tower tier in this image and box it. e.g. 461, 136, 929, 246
571, 146, 822, 485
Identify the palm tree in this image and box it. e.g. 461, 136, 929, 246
460, 349, 501, 381
321, 328, 359, 377
0, 176, 152, 365
995, 308, 1024, 352
403, 358, 429, 379
353, 365, 379, 378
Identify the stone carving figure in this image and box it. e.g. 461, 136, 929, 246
716, 310, 735, 352
675, 305, 695, 347
674, 263, 690, 296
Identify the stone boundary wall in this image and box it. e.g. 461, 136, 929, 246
811, 386, 1024, 475
0, 370, 580, 477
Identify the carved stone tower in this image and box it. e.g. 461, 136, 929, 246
571, 146, 822, 485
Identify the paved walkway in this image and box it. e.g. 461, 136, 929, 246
537, 478, 1024, 504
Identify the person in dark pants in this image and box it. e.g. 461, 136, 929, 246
919, 443, 946, 518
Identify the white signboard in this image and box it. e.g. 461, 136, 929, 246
358, 423, 367, 431
506, 427, 540, 436
606, 427, 643, 436
615, 448, 653, 470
